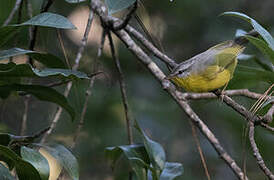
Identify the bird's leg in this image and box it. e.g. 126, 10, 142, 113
220, 82, 229, 101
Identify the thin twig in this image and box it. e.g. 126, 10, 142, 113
189, 120, 211, 180
28, 0, 55, 66
213, 90, 261, 123
263, 102, 274, 123
20, 96, 30, 136
2, 0, 23, 26
71, 30, 106, 149
57, 29, 71, 69
113, 1, 137, 30
179, 89, 266, 100
41, 3, 94, 143
248, 121, 274, 179
125, 25, 177, 68
107, 30, 133, 145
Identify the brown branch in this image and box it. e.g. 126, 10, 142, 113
189, 120, 211, 180
2, 0, 23, 26
248, 121, 274, 179
113, 1, 137, 30
125, 25, 177, 68
263, 104, 274, 123
28, 0, 55, 66
107, 30, 133, 145
179, 89, 266, 100
9, 127, 50, 147
71, 30, 106, 149
20, 96, 30, 136
41, 3, 94, 143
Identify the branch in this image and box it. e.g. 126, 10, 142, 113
113, 1, 137, 31
71, 30, 106, 149
248, 121, 274, 179
2, 0, 23, 26
107, 30, 133, 144
179, 89, 267, 100
9, 127, 50, 147
214, 90, 261, 123
41, 3, 94, 143
28, 0, 55, 66
20, 96, 30, 136
263, 104, 274, 123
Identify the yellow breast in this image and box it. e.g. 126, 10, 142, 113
172, 65, 231, 92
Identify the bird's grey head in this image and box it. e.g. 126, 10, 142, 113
167, 61, 193, 79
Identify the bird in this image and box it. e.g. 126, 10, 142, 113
165, 31, 258, 92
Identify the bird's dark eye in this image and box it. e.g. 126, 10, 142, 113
178, 70, 183, 74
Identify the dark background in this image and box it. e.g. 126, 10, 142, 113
0, 0, 273, 179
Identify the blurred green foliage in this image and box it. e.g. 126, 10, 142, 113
0, 0, 273, 179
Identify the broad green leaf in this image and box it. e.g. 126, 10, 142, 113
106, 0, 136, 14
105, 144, 149, 180
18, 12, 76, 29
65, 0, 86, 3
0, 145, 21, 162
245, 36, 274, 64
159, 162, 183, 180
0, 62, 88, 82
43, 144, 79, 180
0, 26, 20, 48
230, 65, 274, 88
0, 145, 41, 179
135, 120, 166, 173
0, 163, 15, 180
15, 160, 42, 180
0, 48, 65, 68
21, 146, 50, 180
0, 84, 75, 121
221, 12, 274, 50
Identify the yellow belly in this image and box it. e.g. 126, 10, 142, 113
172, 69, 231, 92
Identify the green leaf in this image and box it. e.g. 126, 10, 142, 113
245, 36, 274, 64
0, 163, 16, 180
105, 144, 150, 180
21, 146, 50, 180
159, 162, 183, 180
0, 48, 65, 68
43, 144, 79, 180
221, 11, 274, 50
0, 63, 88, 82
0, 26, 20, 48
230, 65, 274, 88
0, 145, 21, 162
65, 0, 86, 3
106, 0, 136, 14
16, 160, 42, 180
0, 84, 75, 121
0, 145, 41, 179
135, 120, 166, 173
17, 12, 76, 29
